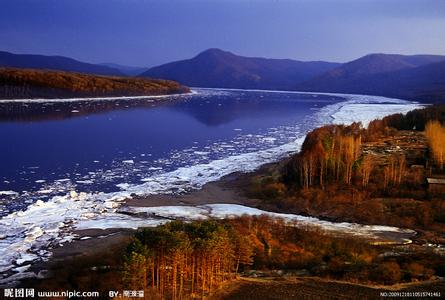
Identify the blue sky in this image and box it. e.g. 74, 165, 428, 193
1, 0, 444, 67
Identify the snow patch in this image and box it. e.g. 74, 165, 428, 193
119, 204, 415, 239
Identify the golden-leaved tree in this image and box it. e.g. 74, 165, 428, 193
425, 120, 445, 170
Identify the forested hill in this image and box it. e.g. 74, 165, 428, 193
0, 68, 189, 99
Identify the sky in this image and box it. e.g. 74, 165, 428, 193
0, 0, 444, 67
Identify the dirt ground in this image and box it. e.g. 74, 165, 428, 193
211, 277, 445, 300
125, 171, 259, 208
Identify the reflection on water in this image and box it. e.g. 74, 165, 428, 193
0, 91, 341, 125
172, 92, 341, 126
0, 98, 178, 123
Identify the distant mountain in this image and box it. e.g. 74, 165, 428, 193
0, 51, 124, 76
298, 53, 445, 102
319, 59, 445, 102
100, 62, 148, 76
140, 48, 340, 90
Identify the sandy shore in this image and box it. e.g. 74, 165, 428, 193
125, 172, 259, 208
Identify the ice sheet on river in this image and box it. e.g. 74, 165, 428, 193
331, 103, 421, 127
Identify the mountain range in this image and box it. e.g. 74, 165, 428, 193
1, 49, 444, 102
141, 48, 340, 90
141, 50, 445, 102
296, 53, 445, 102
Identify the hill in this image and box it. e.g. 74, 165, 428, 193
140, 48, 340, 90
0, 51, 123, 76
298, 54, 445, 102
0, 68, 189, 99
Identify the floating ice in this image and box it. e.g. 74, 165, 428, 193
116, 183, 130, 190
0, 191, 18, 196
76, 180, 94, 184
55, 179, 70, 182
193, 151, 209, 156
37, 189, 53, 194
148, 167, 162, 171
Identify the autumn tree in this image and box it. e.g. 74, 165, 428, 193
360, 154, 374, 187
383, 154, 406, 188
425, 120, 445, 170
288, 123, 364, 188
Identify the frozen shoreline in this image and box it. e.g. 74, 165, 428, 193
0, 89, 423, 286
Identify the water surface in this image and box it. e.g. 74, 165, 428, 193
0, 89, 341, 215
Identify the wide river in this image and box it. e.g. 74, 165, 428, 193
0, 88, 422, 285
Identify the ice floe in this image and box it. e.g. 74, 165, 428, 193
0, 191, 18, 196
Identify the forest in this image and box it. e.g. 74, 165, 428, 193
122, 220, 252, 299
284, 105, 445, 190
247, 105, 445, 230
0, 68, 189, 99
122, 216, 444, 299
